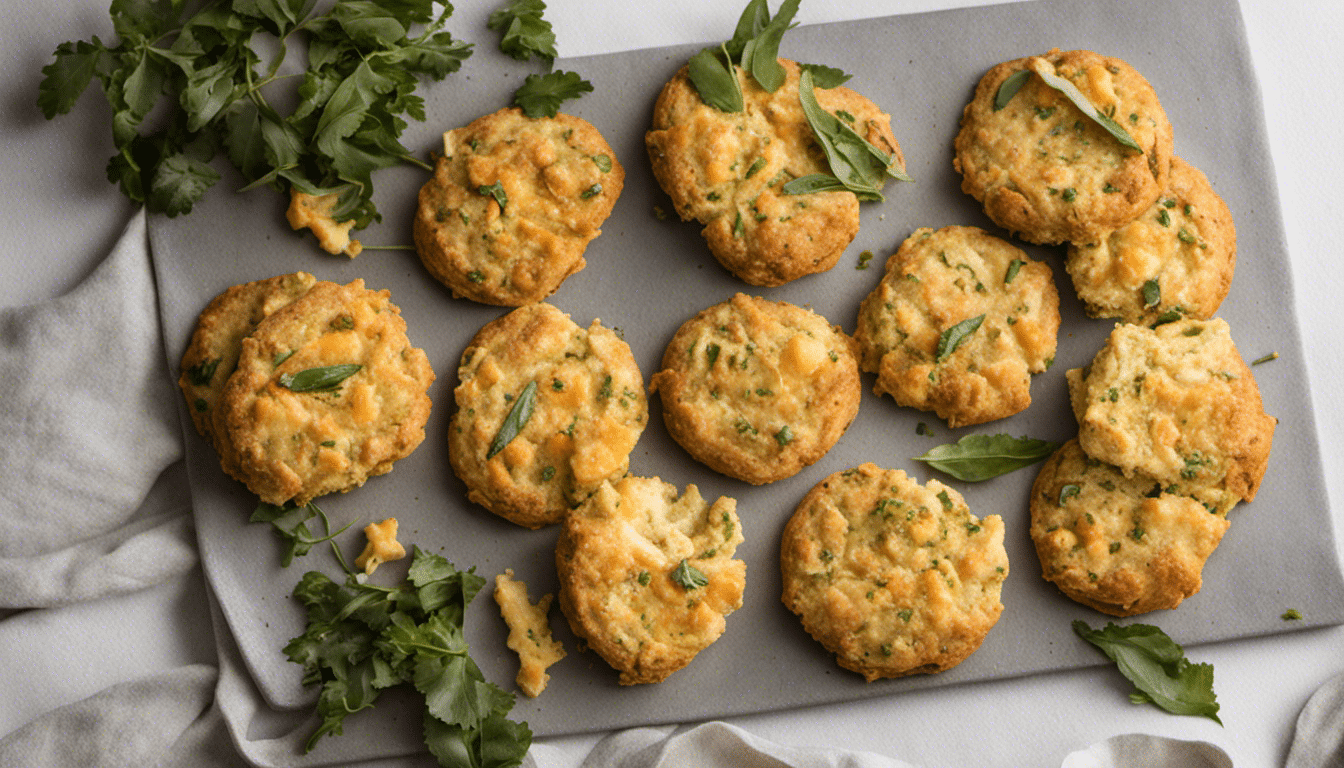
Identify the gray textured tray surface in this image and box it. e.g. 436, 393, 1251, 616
151, 0, 1344, 755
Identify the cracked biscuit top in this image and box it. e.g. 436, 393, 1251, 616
449, 302, 647, 529
646, 59, 902, 286
414, 107, 623, 306
954, 49, 1173, 245
854, 226, 1059, 427
1066, 318, 1274, 502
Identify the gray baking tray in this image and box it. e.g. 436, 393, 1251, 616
150, 0, 1344, 762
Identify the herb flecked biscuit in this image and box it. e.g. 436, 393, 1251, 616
1066, 156, 1236, 324
178, 272, 317, 475
1066, 318, 1275, 502
1030, 439, 1234, 616
954, 49, 1174, 245
413, 107, 624, 306
780, 463, 1008, 681
217, 279, 434, 506
449, 302, 647, 529
648, 293, 861, 485
853, 226, 1059, 427
555, 476, 745, 685
646, 59, 903, 286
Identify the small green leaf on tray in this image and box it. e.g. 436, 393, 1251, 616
913, 433, 1061, 482
279, 364, 362, 393
1025, 58, 1143, 152
935, 314, 985, 362
251, 500, 356, 567
487, 0, 557, 62
513, 70, 594, 118
671, 559, 709, 590
1073, 620, 1222, 725
488, 380, 538, 459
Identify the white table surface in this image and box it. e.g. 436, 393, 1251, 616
2, 1, 1342, 765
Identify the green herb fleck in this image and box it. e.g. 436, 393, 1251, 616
478, 182, 508, 211
487, 380, 538, 459
1252, 351, 1279, 366
1282, 609, 1303, 621
580, 183, 603, 199
1059, 484, 1081, 505
1004, 259, 1025, 284
670, 559, 709, 590
935, 314, 986, 362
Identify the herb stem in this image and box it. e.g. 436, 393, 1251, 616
401, 154, 435, 172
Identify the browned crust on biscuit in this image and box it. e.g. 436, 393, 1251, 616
448, 303, 647, 528
1066, 156, 1236, 323
853, 226, 1060, 427
1067, 318, 1275, 502
954, 49, 1174, 245
780, 464, 1007, 681
414, 107, 623, 306
649, 293, 860, 484
1029, 439, 1233, 616
646, 59, 902, 286
218, 279, 434, 505
555, 477, 745, 685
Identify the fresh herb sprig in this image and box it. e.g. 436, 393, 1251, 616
251, 500, 356, 568
513, 70, 593, 118
934, 314, 986, 362
487, 381, 538, 458
38, 0, 472, 229
913, 433, 1060, 482
286, 547, 533, 765
995, 60, 1142, 152
487, 0, 557, 63
1073, 620, 1221, 724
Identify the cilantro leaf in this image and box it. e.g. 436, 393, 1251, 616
488, 0, 557, 62
148, 153, 222, 217
512, 70, 593, 118
37, 39, 104, 119
1073, 620, 1222, 724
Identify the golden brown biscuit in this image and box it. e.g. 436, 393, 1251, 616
217, 279, 434, 506
1066, 156, 1236, 324
1030, 439, 1234, 616
414, 107, 624, 306
555, 477, 745, 685
780, 463, 1008, 681
954, 49, 1174, 245
646, 59, 904, 286
649, 293, 860, 485
449, 303, 647, 528
178, 272, 318, 483
853, 226, 1060, 427
1066, 318, 1274, 502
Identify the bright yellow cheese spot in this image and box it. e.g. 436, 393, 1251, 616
286, 189, 362, 257
355, 518, 406, 575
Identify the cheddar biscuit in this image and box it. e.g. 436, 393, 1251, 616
780, 464, 1008, 681
649, 293, 860, 485
178, 271, 317, 480
853, 226, 1059, 427
217, 279, 434, 506
414, 107, 624, 306
1030, 439, 1234, 616
954, 49, 1174, 245
646, 59, 904, 286
1066, 318, 1274, 502
449, 303, 647, 528
555, 477, 745, 685
1066, 156, 1236, 324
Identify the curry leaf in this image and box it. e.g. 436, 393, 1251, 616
935, 314, 985, 362
1073, 621, 1222, 724
279, 364, 362, 393
487, 381, 537, 459
1024, 58, 1143, 152
913, 434, 1060, 482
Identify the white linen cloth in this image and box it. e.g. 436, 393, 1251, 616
0, 209, 1329, 767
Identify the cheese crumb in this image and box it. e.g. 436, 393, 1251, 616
494, 569, 566, 697
286, 189, 363, 257
355, 518, 406, 575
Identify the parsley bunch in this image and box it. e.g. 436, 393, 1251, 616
286, 546, 532, 766
38, 0, 472, 229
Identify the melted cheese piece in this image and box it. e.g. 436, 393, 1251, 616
494, 569, 566, 697
286, 190, 363, 257
355, 518, 406, 575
